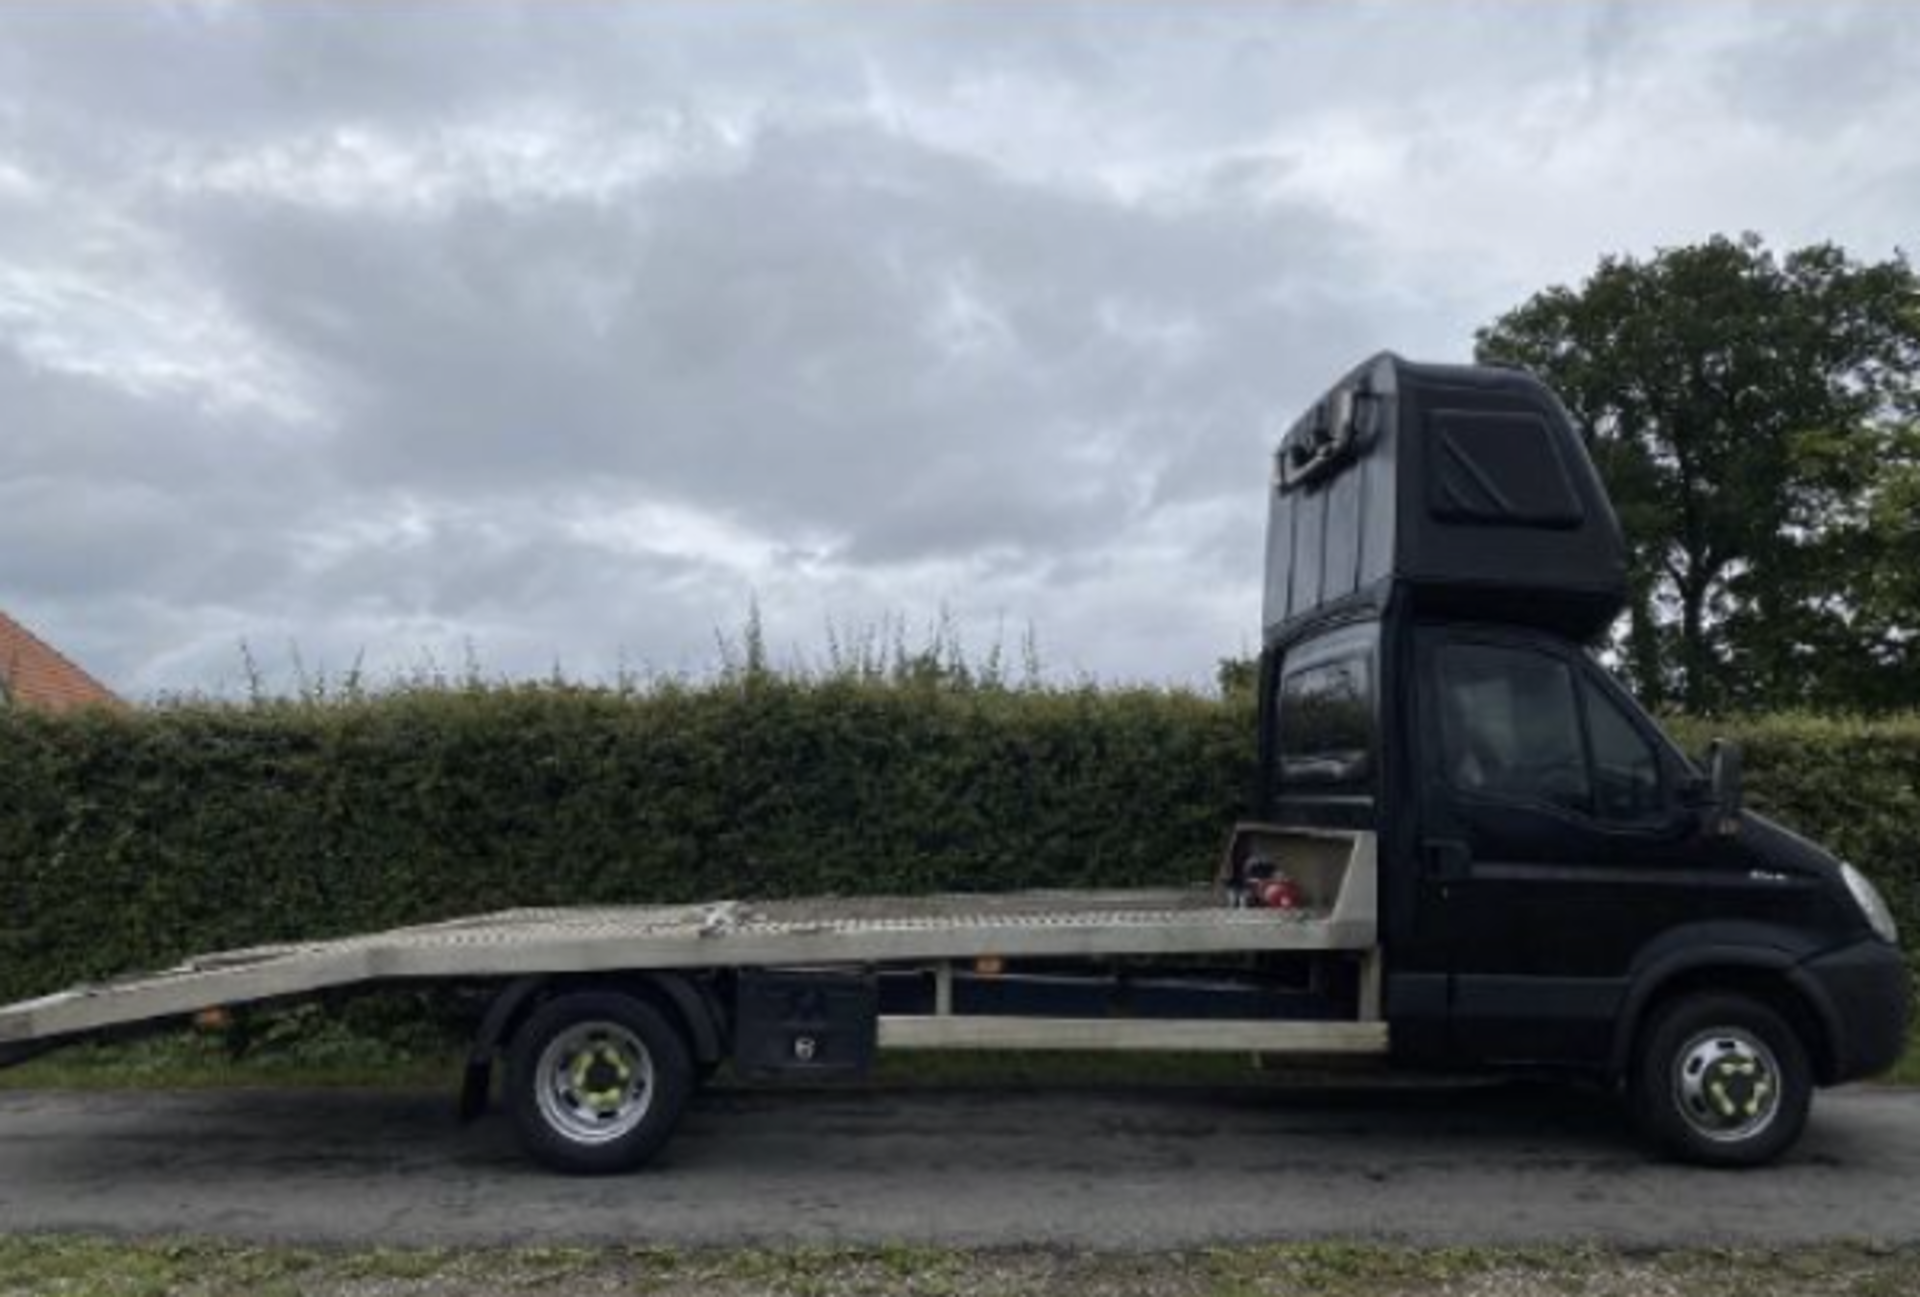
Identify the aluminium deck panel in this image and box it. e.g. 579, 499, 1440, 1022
2, 835, 1378, 1050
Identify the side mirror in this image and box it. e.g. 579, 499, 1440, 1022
1704, 738, 1744, 836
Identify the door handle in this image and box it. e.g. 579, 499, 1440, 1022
1422, 839, 1472, 881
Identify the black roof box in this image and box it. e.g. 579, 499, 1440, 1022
1263, 353, 1626, 645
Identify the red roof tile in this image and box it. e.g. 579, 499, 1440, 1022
0, 609, 124, 714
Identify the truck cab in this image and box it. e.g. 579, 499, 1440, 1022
1258, 353, 1909, 1165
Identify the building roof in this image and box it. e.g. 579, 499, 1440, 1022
0, 609, 124, 714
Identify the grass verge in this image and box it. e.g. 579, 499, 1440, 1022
0, 1033, 463, 1093
2, 1238, 1917, 1297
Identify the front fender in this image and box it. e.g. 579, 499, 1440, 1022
1607, 922, 1832, 1080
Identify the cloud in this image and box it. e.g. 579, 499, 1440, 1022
0, 2, 1916, 696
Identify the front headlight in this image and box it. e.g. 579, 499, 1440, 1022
1841, 863, 1900, 945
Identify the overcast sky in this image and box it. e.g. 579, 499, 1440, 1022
1, 2, 1916, 697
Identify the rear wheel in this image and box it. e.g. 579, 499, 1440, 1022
506, 991, 693, 1174
1632, 992, 1811, 1168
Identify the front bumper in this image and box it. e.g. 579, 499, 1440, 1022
1796, 939, 1911, 1083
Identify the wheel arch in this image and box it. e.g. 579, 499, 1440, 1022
1611, 944, 1840, 1086
461, 971, 728, 1121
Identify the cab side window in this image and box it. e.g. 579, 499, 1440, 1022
1277, 655, 1373, 789
1435, 643, 1590, 814
1583, 679, 1663, 820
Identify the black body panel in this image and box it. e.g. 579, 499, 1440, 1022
1796, 940, 1911, 1082
1264, 354, 1627, 648
734, 969, 878, 1079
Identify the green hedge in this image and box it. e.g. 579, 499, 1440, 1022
0, 681, 1247, 1003
0, 683, 1914, 1004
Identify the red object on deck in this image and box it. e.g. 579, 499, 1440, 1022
1257, 877, 1303, 911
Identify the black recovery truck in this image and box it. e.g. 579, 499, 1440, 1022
0, 353, 1907, 1172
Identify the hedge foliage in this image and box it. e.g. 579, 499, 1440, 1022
0, 682, 1914, 1004
0, 680, 1246, 1003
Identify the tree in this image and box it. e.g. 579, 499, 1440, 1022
1806, 419, 1920, 710
1476, 235, 1920, 713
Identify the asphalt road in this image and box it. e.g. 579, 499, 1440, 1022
1, 1083, 1916, 1249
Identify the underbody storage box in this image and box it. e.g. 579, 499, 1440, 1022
734, 968, 879, 1079
1264, 353, 1627, 646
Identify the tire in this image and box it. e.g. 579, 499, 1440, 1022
506, 991, 694, 1175
1631, 992, 1812, 1168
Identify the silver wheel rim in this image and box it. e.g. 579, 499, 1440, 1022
1672, 1027, 1782, 1144
535, 1021, 655, 1146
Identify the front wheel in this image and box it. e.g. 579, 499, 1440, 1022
506, 991, 694, 1174
1631, 992, 1812, 1168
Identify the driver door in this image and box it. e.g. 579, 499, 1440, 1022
1414, 627, 1702, 1067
